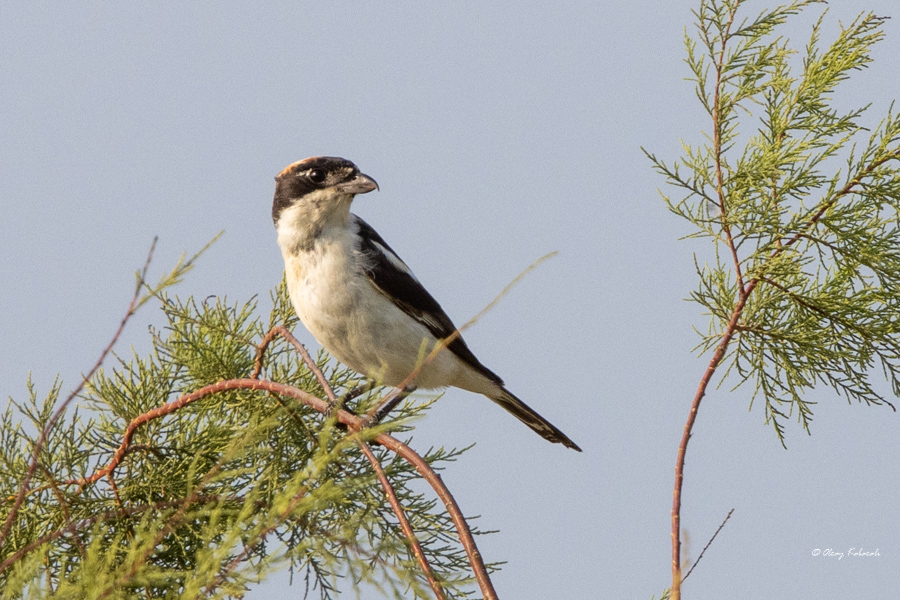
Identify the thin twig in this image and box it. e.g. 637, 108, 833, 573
280, 327, 339, 404
392, 251, 558, 397
778, 151, 900, 256
342, 381, 376, 404
0, 238, 157, 551
251, 325, 338, 404
250, 325, 284, 380
35, 462, 86, 557
108, 474, 124, 510
682, 508, 734, 582
364, 385, 417, 426
712, 8, 744, 295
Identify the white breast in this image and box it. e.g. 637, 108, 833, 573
275, 196, 475, 388
281, 228, 465, 388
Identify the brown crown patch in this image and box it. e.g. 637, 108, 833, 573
276, 156, 326, 179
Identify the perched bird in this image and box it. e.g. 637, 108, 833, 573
272, 156, 581, 451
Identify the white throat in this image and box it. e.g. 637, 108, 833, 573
275, 189, 354, 255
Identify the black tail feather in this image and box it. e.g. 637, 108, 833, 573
490, 387, 582, 452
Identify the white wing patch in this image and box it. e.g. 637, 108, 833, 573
371, 240, 420, 282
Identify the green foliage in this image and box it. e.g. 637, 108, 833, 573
1, 275, 489, 598
646, 0, 900, 443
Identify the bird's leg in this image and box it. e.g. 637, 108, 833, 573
339, 380, 376, 409
362, 384, 417, 428
328, 380, 376, 420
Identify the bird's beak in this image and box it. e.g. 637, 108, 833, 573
336, 172, 379, 195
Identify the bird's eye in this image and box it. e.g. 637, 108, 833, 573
308, 169, 326, 183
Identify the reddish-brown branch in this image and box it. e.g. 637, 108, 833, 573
50, 376, 495, 599
671, 293, 748, 594
9, 308, 495, 599
250, 325, 284, 380
668, 120, 896, 600
275, 325, 339, 403
670, 151, 897, 596
251, 326, 448, 598
283, 332, 497, 599
378, 417, 498, 600
358, 441, 447, 600
252, 326, 448, 598
0, 238, 157, 551
671, 7, 900, 594
672, 10, 739, 598
60, 379, 249, 488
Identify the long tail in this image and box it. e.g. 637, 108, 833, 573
489, 387, 582, 452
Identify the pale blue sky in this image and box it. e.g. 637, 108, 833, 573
2, 1, 899, 598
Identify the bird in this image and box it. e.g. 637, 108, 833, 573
272, 156, 581, 451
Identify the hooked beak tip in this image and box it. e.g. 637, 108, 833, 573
343, 172, 378, 195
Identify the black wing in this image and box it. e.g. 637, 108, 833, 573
353, 215, 503, 385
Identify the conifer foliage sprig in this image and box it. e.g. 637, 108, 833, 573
1, 253, 491, 599
645, 1, 900, 597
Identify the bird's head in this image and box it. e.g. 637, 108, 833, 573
272, 156, 378, 227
